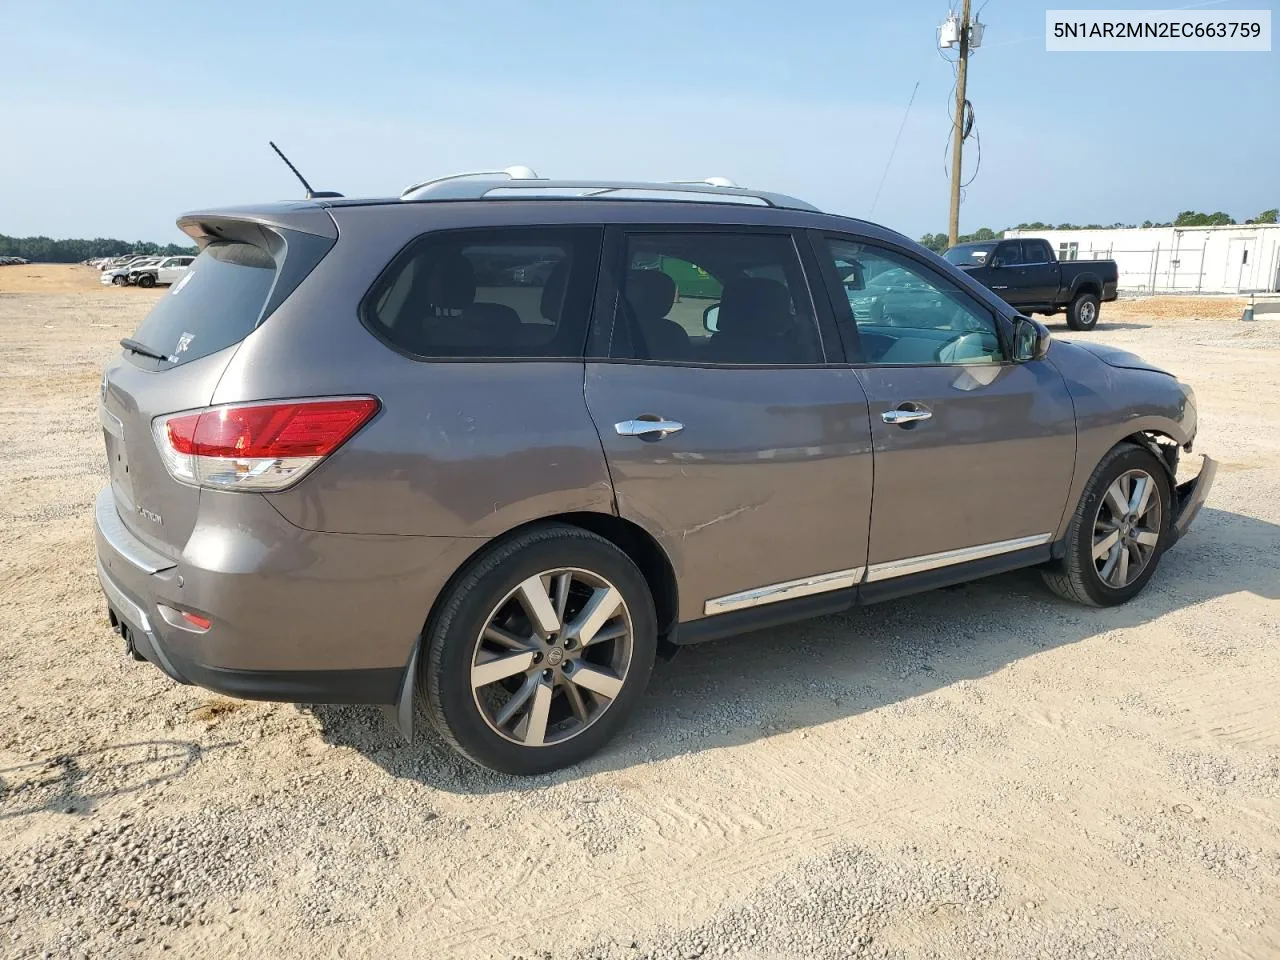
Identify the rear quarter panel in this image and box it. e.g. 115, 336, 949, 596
208, 203, 615, 537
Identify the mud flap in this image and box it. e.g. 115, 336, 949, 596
381, 640, 420, 743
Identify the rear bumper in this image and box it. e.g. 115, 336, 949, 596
1171, 454, 1217, 544
93, 485, 476, 704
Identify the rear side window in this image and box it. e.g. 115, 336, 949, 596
608, 232, 824, 365
994, 240, 1023, 265
128, 242, 276, 366
362, 226, 603, 359
1023, 240, 1050, 264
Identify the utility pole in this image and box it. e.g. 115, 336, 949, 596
947, 0, 973, 248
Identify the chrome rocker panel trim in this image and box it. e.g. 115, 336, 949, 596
704, 566, 865, 615
865, 533, 1053, 582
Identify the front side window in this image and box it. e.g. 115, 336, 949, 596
609, 232, 823, 365
363, 226, 601, 359
822, 238, 1003, 365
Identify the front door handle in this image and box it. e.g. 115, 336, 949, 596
881, 406, 932, 426
615, 417, 685, 439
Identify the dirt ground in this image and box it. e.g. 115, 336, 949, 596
1, 266, 1277, 960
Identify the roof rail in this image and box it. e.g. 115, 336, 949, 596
398, 168, 819, 211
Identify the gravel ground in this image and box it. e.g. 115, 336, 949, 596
2, 272, 1278, 959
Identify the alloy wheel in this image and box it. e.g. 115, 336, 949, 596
470, 568, 633, 747
1092, 468, 1162, 588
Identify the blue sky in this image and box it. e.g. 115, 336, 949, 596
1, 0, 1275, 244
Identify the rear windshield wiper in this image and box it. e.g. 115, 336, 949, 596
120, 338, 170, 362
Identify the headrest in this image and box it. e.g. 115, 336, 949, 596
625, 269, 677, 321
540, 260, 571, 321
426, 253, 476, 310
715, 277, 793, 337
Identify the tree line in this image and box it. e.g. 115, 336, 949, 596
917, 208, 1279, 254
0, 233, 198, 263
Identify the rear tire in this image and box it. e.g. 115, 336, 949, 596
1042, 443, 1172, 606
136, 274, 156, 288
420, 524, 657, 775
1066, 291, 1100, 331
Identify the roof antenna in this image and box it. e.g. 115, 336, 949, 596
268, 141, 343, 199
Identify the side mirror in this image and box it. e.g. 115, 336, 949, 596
703, 303, 720, 333
987, 256, 1002, 269
1011, 315, 1051, 362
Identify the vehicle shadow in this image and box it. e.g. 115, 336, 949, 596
308, 506, 1277, 794
0, 739, 234, 819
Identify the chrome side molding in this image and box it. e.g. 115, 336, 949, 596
704, 566, 864, 616
701, 533, 1052, 617
94, 487, 176, 575
865, 533, 1052, 582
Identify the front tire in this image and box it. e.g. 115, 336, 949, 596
1066, 291, 1100, 331
420, 524, 657, 775
111, 275, 127, 286
1042, 443, 1172, 606
136, 273, 156, 288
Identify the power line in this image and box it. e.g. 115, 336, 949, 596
870, 81, 921, 216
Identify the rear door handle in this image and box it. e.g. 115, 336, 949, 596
881, 406, 932, 426
615, 418, 685, 439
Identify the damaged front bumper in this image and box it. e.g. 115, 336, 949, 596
1170, 454, 1217, 545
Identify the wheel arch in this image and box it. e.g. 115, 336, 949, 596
1122, 429, 1181, 486
1058, 425, 1185, 541
388, 510, 679, 743
1071, 277, 1102, 300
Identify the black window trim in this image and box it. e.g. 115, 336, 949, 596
357, 223, 606, 363
809, 230, 1014, 367
587, 222, 847, 369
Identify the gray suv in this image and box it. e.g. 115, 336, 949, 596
95, 171, 1216, 775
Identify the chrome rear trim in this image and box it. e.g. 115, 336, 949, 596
99, 404, 124, 439
95, 486, 176, 575
96, 556, 154, 634
704, 566, 864, 616
865, 533, 1052, 582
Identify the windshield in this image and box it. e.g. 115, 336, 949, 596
943, 243, 997, 266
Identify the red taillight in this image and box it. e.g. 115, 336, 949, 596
180, 612, 212, 630
155, 397, 379, 491
165, 398, 378, 459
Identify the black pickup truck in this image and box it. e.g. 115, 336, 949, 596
944, 237, 1118, 331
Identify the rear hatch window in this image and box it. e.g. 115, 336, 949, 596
127, 241, 277, 366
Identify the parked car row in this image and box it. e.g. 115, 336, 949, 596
88, 255, 150, 270
0, 256, 31, 265
97, 254, 195, 288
